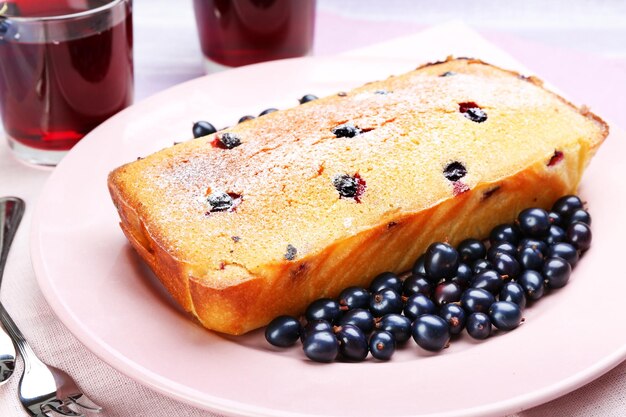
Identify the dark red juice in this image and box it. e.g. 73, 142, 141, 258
193, 0, 315, 67
0, 0, 133, 151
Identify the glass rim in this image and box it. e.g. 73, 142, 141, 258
0, 0, 129, 23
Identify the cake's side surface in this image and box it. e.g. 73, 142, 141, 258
108, 58, 608, 335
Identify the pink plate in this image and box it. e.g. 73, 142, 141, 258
31, 55, 626, 417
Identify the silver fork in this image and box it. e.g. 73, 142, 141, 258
0, 198, 103, 417
0, 312, 104, 417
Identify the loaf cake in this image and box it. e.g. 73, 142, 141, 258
108, 57, 608, 335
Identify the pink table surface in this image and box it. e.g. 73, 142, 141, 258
312, 12, 626, 128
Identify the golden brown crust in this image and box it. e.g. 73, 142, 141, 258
108, 58, 608, 335
110, 154, 589, 334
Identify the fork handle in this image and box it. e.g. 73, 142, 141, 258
0, 197, 25, 288
0, 197, 25, 377
0, 301, 40, 370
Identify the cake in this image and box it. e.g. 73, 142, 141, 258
107, 57, 608, 335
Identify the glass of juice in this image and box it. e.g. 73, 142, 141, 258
0, 0, 134, 166
193, 0, 316, 72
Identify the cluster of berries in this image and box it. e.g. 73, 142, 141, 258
265, 195, 591, 363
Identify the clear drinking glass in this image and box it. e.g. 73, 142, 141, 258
0, 0, 134, 166
193, 0, 316, 72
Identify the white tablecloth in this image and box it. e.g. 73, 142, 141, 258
1, 1, 625, 416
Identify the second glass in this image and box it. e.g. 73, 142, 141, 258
193, 0, 316, 71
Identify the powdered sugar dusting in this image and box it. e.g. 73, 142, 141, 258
116, 59, 595, 272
